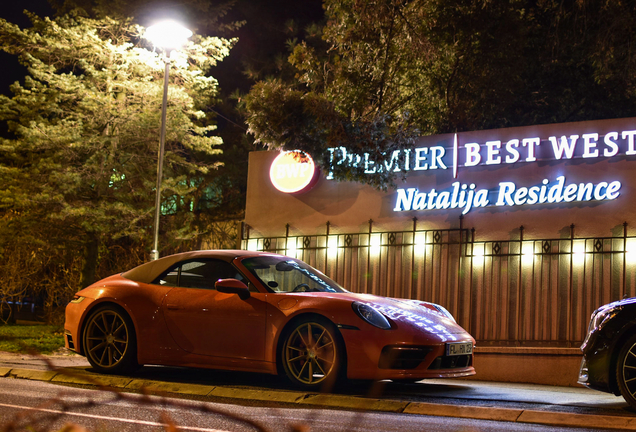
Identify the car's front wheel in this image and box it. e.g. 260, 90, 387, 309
616, 333, 636, 410
280, 317, 344, 390
83, 305, 138, 374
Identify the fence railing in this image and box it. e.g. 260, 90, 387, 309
241, 221, 636, 347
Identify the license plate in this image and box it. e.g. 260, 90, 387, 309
446, 342, 473, 356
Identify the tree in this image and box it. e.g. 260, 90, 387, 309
0, 10, 233, 303
244, 0, 427, 189
244, 0, 636, 189
48, 0, 244, 37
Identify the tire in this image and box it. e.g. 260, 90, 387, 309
280, 316, 344, 391
83, 305, 138, 374
616, 334, 636, 410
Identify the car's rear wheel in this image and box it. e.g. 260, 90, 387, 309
83, 305, 138, 374
280, 317, 343, 390
616, 333, 636, 410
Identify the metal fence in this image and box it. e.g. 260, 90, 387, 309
240, 220, 636, 347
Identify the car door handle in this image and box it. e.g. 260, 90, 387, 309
166, 304, 180, 310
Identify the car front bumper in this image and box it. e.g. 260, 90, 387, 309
340, 326, 475, 380
578, 335, 616, 395
64, 297, 95, 356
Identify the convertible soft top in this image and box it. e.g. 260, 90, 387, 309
121, 250, 278, 284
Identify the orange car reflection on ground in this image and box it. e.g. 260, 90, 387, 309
65, 250, 475, 389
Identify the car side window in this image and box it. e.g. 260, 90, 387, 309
179, 261, 218, 289
155, 266, 179, 286
153, 259, 246, 290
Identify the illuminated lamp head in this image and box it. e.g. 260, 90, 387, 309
269, 150, 319, 194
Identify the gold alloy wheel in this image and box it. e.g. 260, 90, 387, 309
284, 322, 337, 385
84, 308, 130, 369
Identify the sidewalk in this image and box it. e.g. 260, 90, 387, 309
0, 350, 89, 370
1, 351, 635, 430
409, 378, 627, 409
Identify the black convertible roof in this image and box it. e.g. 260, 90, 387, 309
121, 250, 280, 284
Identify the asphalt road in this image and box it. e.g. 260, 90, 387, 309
0, 351, 635, 431
0, 378, 619, 432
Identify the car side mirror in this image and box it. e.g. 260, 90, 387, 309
215, 278, 251, 300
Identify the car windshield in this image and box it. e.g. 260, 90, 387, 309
241, 256, 347, 293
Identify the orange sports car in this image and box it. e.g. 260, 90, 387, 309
64, 250, 475, 389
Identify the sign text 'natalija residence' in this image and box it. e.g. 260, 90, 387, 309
394, 176, 621, 215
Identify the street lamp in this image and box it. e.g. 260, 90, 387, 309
144, 20, 192, 261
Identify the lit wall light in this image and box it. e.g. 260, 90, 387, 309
247, 239, 259, 251
327, 235, 339, 255
572, 240, 586, 265
521, 241, 535, 264
472, 243, 485, 265
625, 238, 636, 263
286, 237, 297, 257
370, 233, 382, 255
414, 232, 427, 255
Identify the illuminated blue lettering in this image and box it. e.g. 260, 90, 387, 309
394, 178, 622, 215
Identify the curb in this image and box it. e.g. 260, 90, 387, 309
3, 367, 636, 430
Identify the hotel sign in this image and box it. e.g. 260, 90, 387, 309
394, 177, 621, 215
269, 150, 318, 194
324, 126, 636, 214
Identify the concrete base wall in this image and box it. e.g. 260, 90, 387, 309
468, 347, 584, 387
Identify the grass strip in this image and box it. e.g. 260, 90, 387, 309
0, 324, 64, 354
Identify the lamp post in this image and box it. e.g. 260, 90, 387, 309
144, 20, 192, 261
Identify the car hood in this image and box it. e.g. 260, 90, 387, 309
596, 296, 636, 313
306, 291, 468, 335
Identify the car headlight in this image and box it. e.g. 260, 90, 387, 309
589, 305, 620, 332
70, 296, 85, 304
352, 302, 391, 330
582, 304, 621, 348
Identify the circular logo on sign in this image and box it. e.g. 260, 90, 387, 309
270, 150, 319, 194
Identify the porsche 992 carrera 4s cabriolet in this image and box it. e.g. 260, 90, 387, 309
65, 250, 475, 389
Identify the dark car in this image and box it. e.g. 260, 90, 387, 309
578, 297, 636, 409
